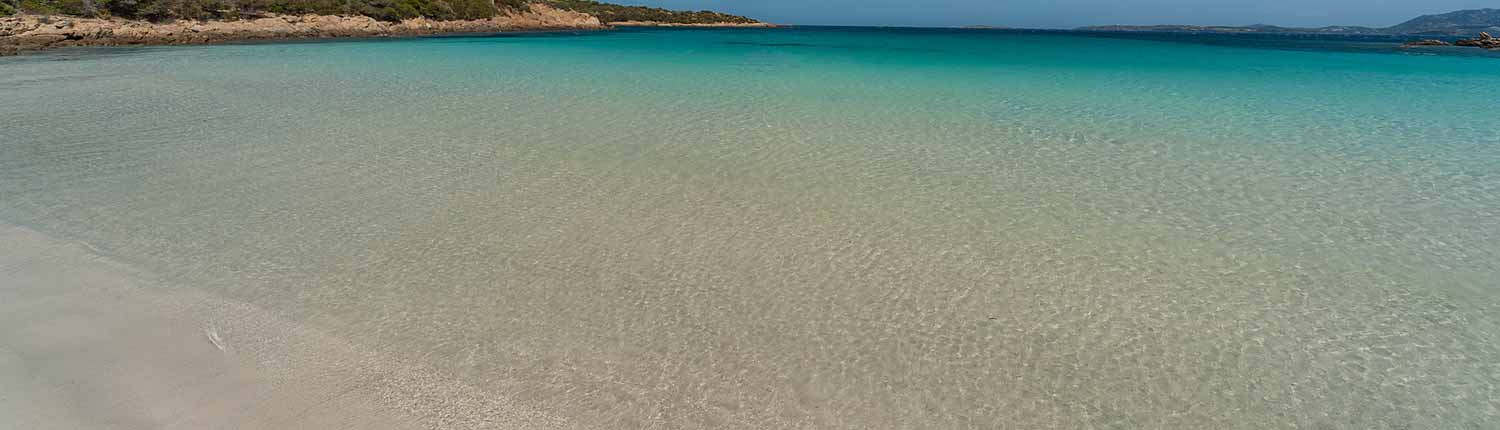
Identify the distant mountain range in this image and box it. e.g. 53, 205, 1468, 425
1078, 8, 1500, 36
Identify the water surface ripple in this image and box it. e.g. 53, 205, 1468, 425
2, 28, 1499, 429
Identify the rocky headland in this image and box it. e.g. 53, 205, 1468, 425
541, 0, 763, 26
1, 5, 603, 56
0, 0, 776, 56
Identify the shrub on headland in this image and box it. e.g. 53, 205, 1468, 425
2, 0, 753, 24
543, 0, 755, 24
10, 0, 527, 21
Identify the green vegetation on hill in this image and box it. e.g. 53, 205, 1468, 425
1387, 8, 1500, 35
1078, 8, 1500, 36
5, 0, 527, 21
543, 0, 755, 24
2, 0, 759, 24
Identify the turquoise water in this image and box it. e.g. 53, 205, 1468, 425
3, 28, 1500, 428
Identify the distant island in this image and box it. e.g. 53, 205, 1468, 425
1079, 8, 1500, 37
0, 0, 767, 55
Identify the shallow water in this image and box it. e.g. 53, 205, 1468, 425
2, 28, 1499, 428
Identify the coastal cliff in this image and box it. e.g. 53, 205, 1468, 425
1, 5, 601, 55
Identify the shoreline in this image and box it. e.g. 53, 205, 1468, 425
0, 9, 786, 56
0, 6, 607, 56
0, 221, 573, 429
607, 20, 779, 28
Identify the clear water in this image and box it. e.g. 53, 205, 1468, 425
3, 27, 1499, 428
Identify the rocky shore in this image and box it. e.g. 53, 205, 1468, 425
1455, 32, 1500, 49
1, 5, 603, 56
607, 21, 779, 28
1400, 32, 1500, 50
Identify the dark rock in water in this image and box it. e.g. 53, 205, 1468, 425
1402, 39, 1451, 47
1453, 32, 1500, 49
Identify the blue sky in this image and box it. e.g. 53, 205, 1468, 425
620, 0, 1496, 28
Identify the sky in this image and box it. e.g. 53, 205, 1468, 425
621, 0, 1497, 29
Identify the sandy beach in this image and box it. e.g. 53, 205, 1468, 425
0, 223, 574, 430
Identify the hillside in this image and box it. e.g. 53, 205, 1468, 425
1, 0, 529, 21
1386, 8, 1500, 35
0, 0, 760, 25
1079, 8, 1500, 36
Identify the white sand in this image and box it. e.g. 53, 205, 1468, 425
0, 223, 574, 430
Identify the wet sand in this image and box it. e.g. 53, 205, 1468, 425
0, 223, 572, 430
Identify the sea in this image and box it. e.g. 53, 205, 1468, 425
2, 27, 1498, 429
